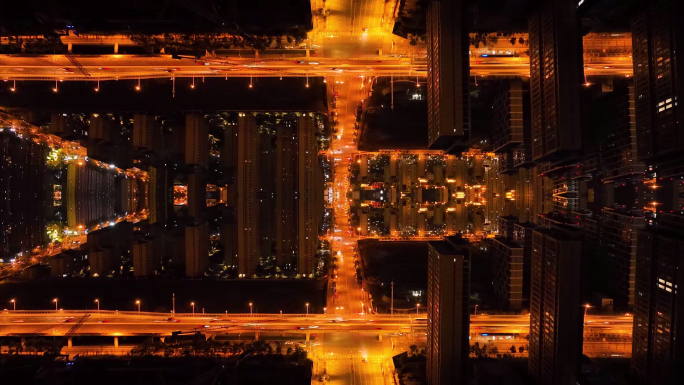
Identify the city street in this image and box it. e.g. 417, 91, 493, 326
327, 74, 369, 316
316, 333, 392, 385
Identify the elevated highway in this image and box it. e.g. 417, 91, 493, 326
0, 310, 633, 339
0, 54, 632, 82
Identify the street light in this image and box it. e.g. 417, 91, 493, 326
10, 299, 15, 311
191, 302, 195, 314
136, 300, 141, 313
249, 76, 253, 88
306, 303, 309, 315
249, 302, 253, 315
10, 80, 16, 92
53, 298, 58, 311
135, 78, 141, 91
323, 307, 327, 314
584, 304, 592, 317
53, 80, 58, 92
95, 80, 100, 92
474, 304, 478, 316
191, 77, 195, 89
416, 303, 420, 315
95, 299, 99, 311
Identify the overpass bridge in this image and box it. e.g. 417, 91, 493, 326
0, 310, 633, 341
0, 54, 631, 83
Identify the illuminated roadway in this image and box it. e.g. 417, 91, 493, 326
0, 54, 633, 83
0, 311, 633, 338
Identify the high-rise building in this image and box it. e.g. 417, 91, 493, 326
132, 238, 159, 277
187, 173, 205, 219
529, 224, 583, 385
426, 236, 470, 385
298, 115, 318, 276
237, 113, 260, 277
89, 114, 116, 142
491, 80, 528, 153
276, 121, 298, 267
221, 118, 238, 181
426, 0, 470, 150
632, 213, 684, 385
631, 0, 684, 178
49, 113, 77, 137
528, 1, 583, 162
257, 129, 275, 260
185, 113, 208, 168
149, 166, 170, 225
65, 163, 117, 228
132, 114, 159, 151
50, 252, 77, 277
488, 236, 524, 311
89, 249, 114, 277
221, 223, 238, 268
595, 209, 646, 308
0, 132, 49, 257
586, 81, 644, 181
185, 220, 209, 278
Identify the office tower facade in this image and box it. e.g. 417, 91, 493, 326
276, 121, 298, 267
632, 213, 684, 385
426, 236, 470, 385
426, 0, 470, 150
631, 0, 684, 178
528, 0, 583, 162
297, 115, 317, 276
132, 114, 159, 151
237, 113, 259, 277
185, 220, 209, 278
185, 113, 209, 168
529, 225, 583, 385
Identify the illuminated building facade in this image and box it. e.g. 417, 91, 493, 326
529, 224, 583, 385
426, 0, 470, 151
427, 236, 470, 385
237, 113, 259, 277
297, 115, 317, 276
276, 120, 298, 267
185, 113, 209, 168
185, 220, 209, 278
528, 0, 583, 162
632, 213, 684, 385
